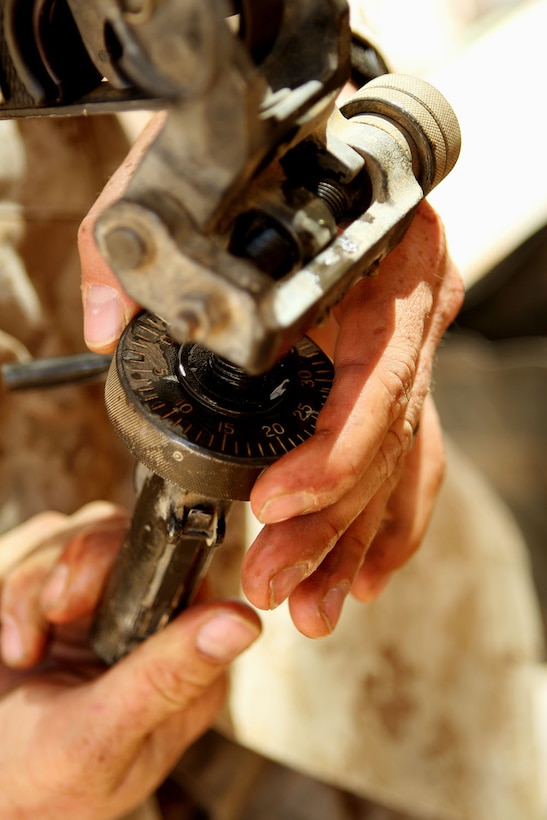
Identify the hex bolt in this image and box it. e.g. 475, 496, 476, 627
122, 0, 146, 15
176, 310, 202, 339
103, 226, 149, 270
174, 294, 215, 341
121, 0, 154, 22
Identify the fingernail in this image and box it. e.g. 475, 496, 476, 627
320, 582, 350, 633
269, 564, 309, 608
196, 613, 260, 663
258, 492, 317, 524
359, 572, 393, 602
83, 285, 124, 347
1, 614, 25, 663
41, 563, 69, 611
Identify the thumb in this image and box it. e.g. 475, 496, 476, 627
79, 112, 166, 353
75, 602, 261, 787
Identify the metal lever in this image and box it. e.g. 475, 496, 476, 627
92, 470, 230, 665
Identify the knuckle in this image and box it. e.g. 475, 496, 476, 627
140, 657, 213, 713
322, 517, 345, 551
31, 510, 68, 531
338, 531, 369, 568
378, 355, 416, 419
77, 213, 94, 248
376, 418, 415, 484
73, 500, 125, 519
29, 510, 67, 531
2, 546, 59, 609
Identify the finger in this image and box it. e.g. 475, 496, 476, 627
242, 451, 401, 616
40, 520, 128, 622
68, 501, 129, 528
1, 545, 61, 667
250, 278, 423, 523
0, 503, 128, 579
63, 602, 261, 797
243, 399, 420, 611
352, 395, 445, 601
0, 505, 129, 664
250, 202, 459, 525
118, 679, 228, 808
283, 399, 444, 633
286, 482, 393, 637
79, 112, 166, 353
0, 511, 68, 577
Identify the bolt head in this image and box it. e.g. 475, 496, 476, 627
103, 226, 148, 270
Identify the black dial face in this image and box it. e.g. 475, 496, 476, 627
115, 313, 333, 467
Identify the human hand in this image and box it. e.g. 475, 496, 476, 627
0, 502, 261, 820
79, 122, 463, 639
243, 203, 463, 634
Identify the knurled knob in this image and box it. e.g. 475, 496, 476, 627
341, 73, 461, 195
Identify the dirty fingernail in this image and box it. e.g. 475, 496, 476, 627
41, 563, 69, 611
359, 571, 393, 602
1, 614, 25, 664
83, 285, 124, 348
258, 492, 317, 524
320, 582, 350, 632
269, 564, 309, 608
196, 613, 261, 663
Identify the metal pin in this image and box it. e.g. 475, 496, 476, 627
1, 353, 112, 392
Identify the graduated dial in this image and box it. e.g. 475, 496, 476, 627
105, 312, 334, 500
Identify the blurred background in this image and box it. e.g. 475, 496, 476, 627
356, 0, 547, 641
416, 0, 547, 640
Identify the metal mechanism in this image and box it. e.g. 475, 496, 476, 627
93, 315, 333, 663
0, 1, 461, 664
92, 470, 233, 665
105, 312, 334, 501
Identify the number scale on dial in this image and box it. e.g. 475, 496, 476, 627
107, 312, 334, 499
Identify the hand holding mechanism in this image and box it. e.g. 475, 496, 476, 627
91, 469, 233, 664
95, 72, 461, 373
92, 315, 334, 663
0, 1, 461, 662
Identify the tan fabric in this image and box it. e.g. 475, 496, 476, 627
212, 441, 545, 820
0, 116, 135, 535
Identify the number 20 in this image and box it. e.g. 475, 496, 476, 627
262, 422, 285, 437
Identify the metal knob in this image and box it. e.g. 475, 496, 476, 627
341, 73, 461, 195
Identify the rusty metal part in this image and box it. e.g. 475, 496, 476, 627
0, 0, 349, 122
95, 74, 460, 374
91, 469, 231, 664
1, 352, 112, 391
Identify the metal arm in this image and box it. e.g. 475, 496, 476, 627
91, 469, 232, 665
